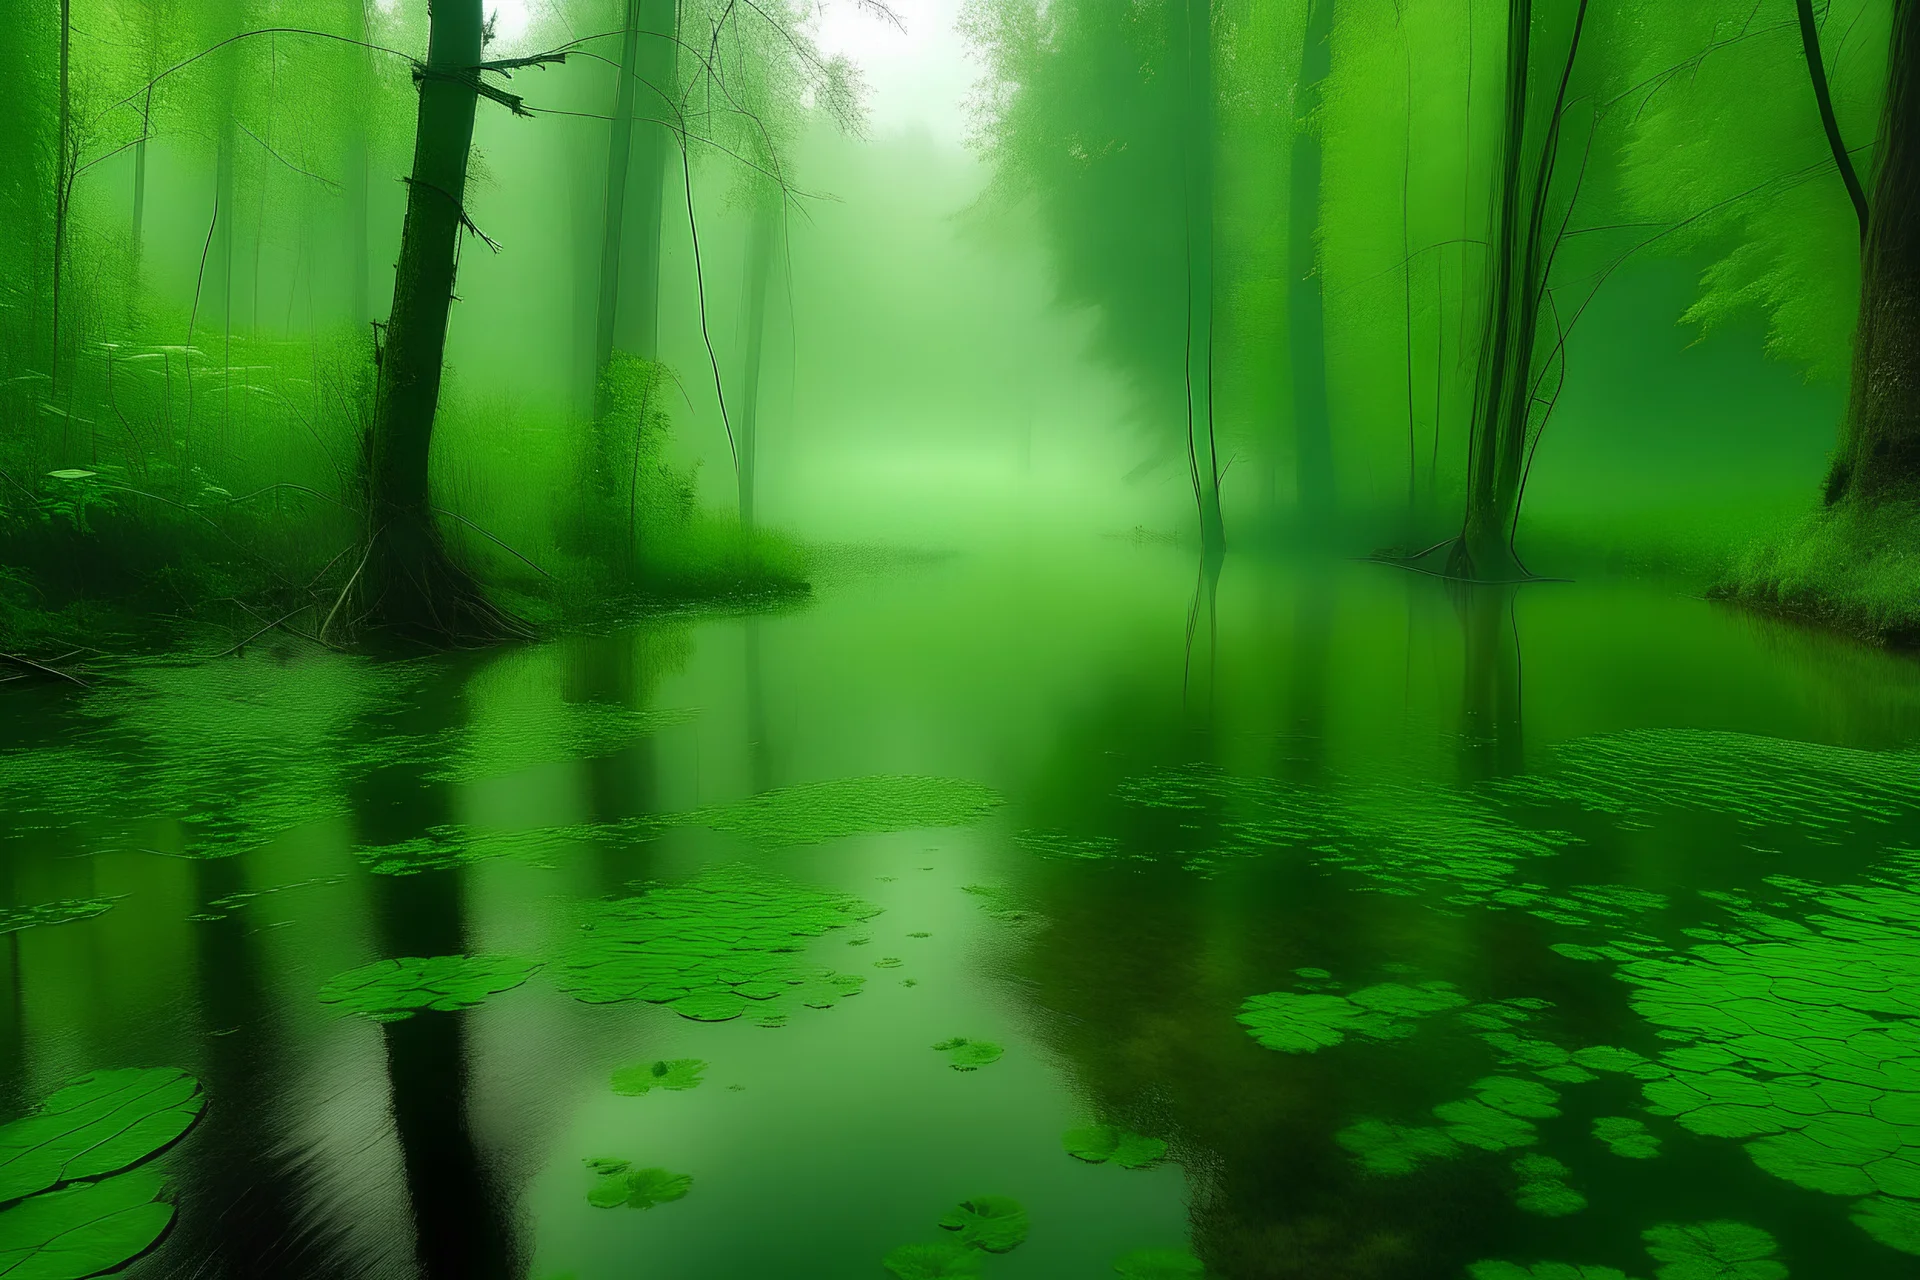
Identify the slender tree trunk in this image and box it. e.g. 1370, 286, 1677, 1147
594, 0, 678, 394
133, 87, 152, 271
1796, 0, 1871, 244
1182, 0, 1226, 559
1289, 0, 1337, 530
344, 1, 373, 328
1828, 0, 1920, 505
50, 0, 71, 394
1450, 0, 1588, 580
736, 188, 778, 529
363, 0, 521, 640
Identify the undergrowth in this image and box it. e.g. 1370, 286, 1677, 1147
1713, 499, 1920, 645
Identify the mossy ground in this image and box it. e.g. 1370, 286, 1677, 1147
1713, 499, 1920, 646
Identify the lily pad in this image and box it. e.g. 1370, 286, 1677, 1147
1512, 1154, 1586, 1217
691, 776, 1001, 847
555, 864, 877, 1024
0, 1168, 174, 1279
1641, 1221, 1786, 1280
937, 1195, 1028, 1253
1113, 1248, 1206, 1279
1852, 1195, 1920, 1256
932, 1038, 1003, 1071
0, 899, 116, 937
1468, 1266, 1641, 1280
0, 1069, 206, 1204
883, 1241, 984, 1279
1594, 1117, 1662, 1159
1237, 980, 1464, 1054
1336, 1119, 1462, 1176
586, 1166, 691, 1210
1474, 1077, 1562, 1120
1063, 1125, 1167, 1169
610, 1060, 706, 1096
1435, 1099, 1538, 1152
318, 955, 538, 1022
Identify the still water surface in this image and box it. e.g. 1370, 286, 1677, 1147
5, 543, 1920, 1279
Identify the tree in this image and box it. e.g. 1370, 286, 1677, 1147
1289, 0, 1338, 529
595, 0, 678, 389
1823, 0, 1920, 504
360, 0, 526, 640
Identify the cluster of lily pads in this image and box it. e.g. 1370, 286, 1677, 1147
883, 1196, 1029, 1278
556, 863, 881, 1023
582, 1158, 691, 1210
932, 1038, 1004, 1071
318, 954, 540, 1022
1468, 1219, 1786, 1280
1237, 970, 1468, 1053
0, 1067, 206, 1279
1063, 1125, 1167, 1170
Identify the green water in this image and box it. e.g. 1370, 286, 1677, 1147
6, 544, 1920, 1278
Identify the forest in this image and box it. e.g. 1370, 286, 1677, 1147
8, 3, 1920, 1280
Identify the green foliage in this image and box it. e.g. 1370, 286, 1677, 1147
1640, 1222, 1786, 1280
0, 1069, 205, 1205
317, 955, 539, 1022
931, 1038, 1003, 1071
1719, 500, 1920, 644
1062, 1125, 1167, 1169
937, 1196, 1028, 1253
610, 1060, 707, 1096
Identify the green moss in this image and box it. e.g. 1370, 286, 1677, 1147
1715, 498, 1920, 644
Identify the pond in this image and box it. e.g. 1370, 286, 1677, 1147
5, 541, 1920, 1279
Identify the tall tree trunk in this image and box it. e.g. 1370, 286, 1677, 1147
1449, 0, 1588, 580
736, 188, 778, 529
1288, 0, 1337, 530
344, 1, 373, 328
50, 0, 71, 394
594, 0, 678, 392
1182, 0, 1226, 559
363, 0, 521, 641
133, 87, 152, 272
1827, 0, 1920, 505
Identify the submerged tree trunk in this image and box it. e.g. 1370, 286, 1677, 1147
1827, 0, 1920, 505
1448, 0, 1589, 581
363, 0, 521, 641
736, 187, 778, 529
594, 0, 678, 389
1289, 0, 1337, 531
1182, 0, 1226, 559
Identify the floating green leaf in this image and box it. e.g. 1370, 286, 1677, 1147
610, 1060, 705, 1096
937, 1195, 1027, 1253
0, 899, 116, 938
1434, 1099, 1538, 1152
931, 1038, 1003, 1071
1641, 1222, 1786, 1280
1474, 1077, 1562, 1120
586, 1166, 691, 1210
0, 1168, 174, 1280
1063, 1125, 1167, 1170
1238, 979, 1466, 1054
1113, 1248, 1205, 1279
1335, 1119, 1461, 1176
0, 1069, 206, 1204
1852, 1195, 1920, 1256
318, 955, 538, 1022
691, 776, 1001, 847
883, 1241, 984, 1279
1594, 1117, 1662, 1160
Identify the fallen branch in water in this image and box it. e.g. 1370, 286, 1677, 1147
0, 650, 89, 688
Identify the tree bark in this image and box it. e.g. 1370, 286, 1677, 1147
595, 0, 678, 389
736, 187, 778, 530
1450, 0, 1589, 580
1289, 0, 1337, 528
1182, 0, 1226, 559
1827, 0, 1920, 505
363, 0, 522, 641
